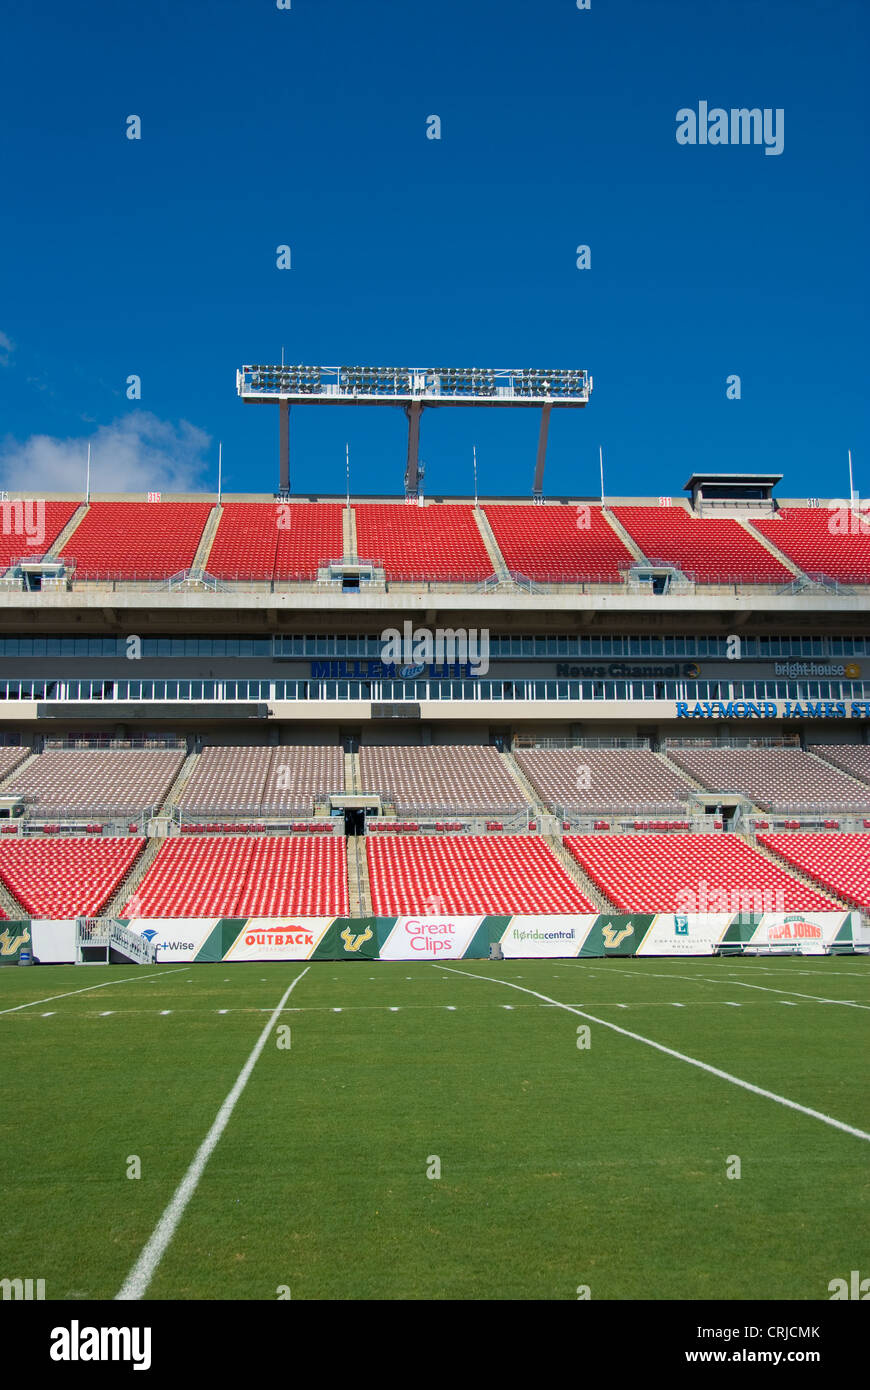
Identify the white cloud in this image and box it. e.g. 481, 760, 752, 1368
0, 413, 213, 493
0, 331, 14, 365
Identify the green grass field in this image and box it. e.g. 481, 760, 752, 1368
1, 956, 867, 1301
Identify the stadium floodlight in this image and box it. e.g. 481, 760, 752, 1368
237, 360, 592, 495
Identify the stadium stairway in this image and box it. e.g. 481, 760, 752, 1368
104, 836, 161, 918
472, 507, 512, 581
737, 517, 803, 579
42, 502, 89, 559
499, 751, 546, 820
344, 751, 360, 793
156, 749, 201, 817
347, 836, 373, 915
655, 749, 708, 792
744, 832, 852, 910
0, 748, 37, 789
803, 747, 870, 801
545, 835, 618, 912
0, 873, 26, 919
601, 508, 646, 562
343, 505, 358, 563
189, 505, 223, 574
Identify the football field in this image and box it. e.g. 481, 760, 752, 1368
1, 956, 867, 1301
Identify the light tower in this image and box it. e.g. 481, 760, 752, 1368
236, 362, 593, 498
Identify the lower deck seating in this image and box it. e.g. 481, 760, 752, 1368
0, 837, 145, 917
563, 833, 838, 913
758, 832, 870, 911
366, 834, 594, 915
124, 834, 348, 917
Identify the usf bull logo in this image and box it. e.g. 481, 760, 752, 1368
340, 926, 373, 953
0, 926, 30, 957
601, 922, 634, 950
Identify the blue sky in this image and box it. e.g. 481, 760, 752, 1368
0, 0, 866, 501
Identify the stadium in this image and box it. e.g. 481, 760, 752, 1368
1, 412, 868, 1301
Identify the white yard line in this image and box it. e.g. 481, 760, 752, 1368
436, 965, 870, 1145
115, 966, 309, 1301
0, 968, 189, 1016
599, 964, 870, 1010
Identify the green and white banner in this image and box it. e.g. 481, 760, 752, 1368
118, 910, 865, 960
0, 921, 32, 965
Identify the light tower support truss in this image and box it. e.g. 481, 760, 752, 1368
236, 363, 593, 498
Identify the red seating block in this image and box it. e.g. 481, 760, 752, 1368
759, 832, 870, 911
62, 502, 212, 580
483, 503, 633, 582
0, 837, 145, 917
367, 834, 594, 915
354, 503, 492, 581
613, 505, 791, 583
751, 508, 870, 584
124, 834, 348, 917
564, 833, 837, 913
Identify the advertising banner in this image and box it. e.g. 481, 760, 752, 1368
66, 910, 870, 962
378, 916, 488, 960
500, 917, 593, 958
0, 921, 32, 965
635, 914, 731, 957
223, 918, 334, 962
124, 919, 220, 963
749, 911, 860, 954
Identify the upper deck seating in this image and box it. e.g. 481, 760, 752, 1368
354, 503, 492, 581
515, 747, 694, 814
6, 748, 184, 818
612, 505, 792, 582
207, 502, 344, 580
751, 507, 870, 583
359, 745, 526, 815
665, 746, 870, 813
61, 501, 212, 579
177, 745, 344, 817
0, 500, 80, 569
483, 503, 633, 582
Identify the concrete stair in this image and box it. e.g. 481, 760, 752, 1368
344, 751, 360, 794
343, 506, 358, 563
0, 874, 26, 919
105, 837, 163, 918
473, 507, 511, 580
545, 834, 618, 912
602, 507, 647, 562
499, 751, 543, 818
43, 503, 89, 559
656, 749, 708, 793
190, 505, 222, 574
347, 836, 372, 916
0, 748, 38, 790
158, 750, 200, 815
738, 517, 804, 579
745, 833, 852, 910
